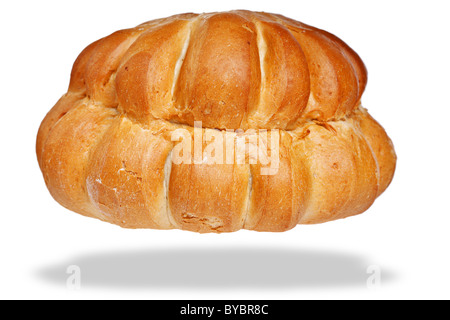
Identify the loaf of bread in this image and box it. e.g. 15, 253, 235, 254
36, 10, 396, 233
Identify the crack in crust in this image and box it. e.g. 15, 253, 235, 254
36, 11, 396, 233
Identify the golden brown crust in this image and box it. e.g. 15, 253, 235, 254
39, 100, 118, 219
354, 108, 397, 196
36, 10, 396, 232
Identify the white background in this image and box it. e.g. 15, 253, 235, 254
1, 0, 449, 300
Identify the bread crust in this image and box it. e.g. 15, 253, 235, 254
37, 10, 396, 232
